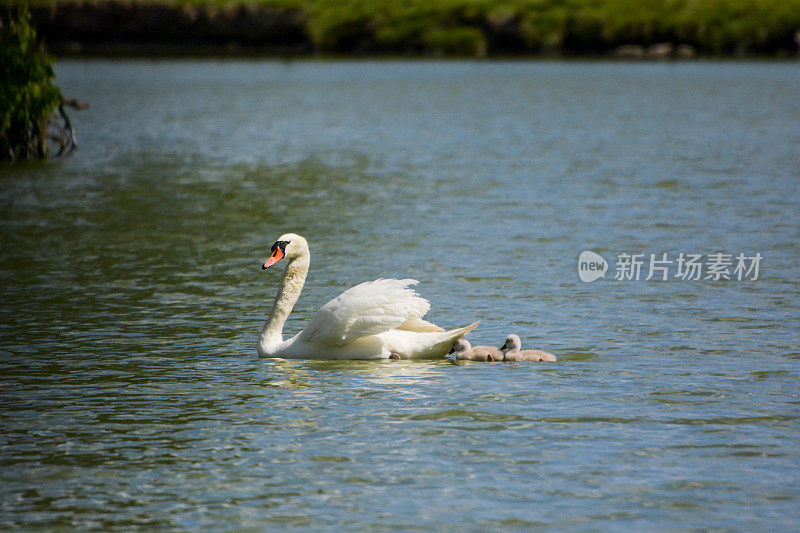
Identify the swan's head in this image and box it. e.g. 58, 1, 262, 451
449, 338, 471, 354
500, 334, 521, 352
262, 233, 309, 269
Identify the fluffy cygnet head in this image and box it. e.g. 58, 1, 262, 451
501, 334, 522, 352
450, 338, 472, 354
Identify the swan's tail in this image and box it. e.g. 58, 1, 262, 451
430, 320, 480, 357
446, 320, 480, 340
397, 320, 480, 359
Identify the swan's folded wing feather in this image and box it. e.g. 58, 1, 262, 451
300, 279, 431, 345
397, 317, 444, 332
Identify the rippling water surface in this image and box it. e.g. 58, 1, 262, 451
1, 60, 799, 530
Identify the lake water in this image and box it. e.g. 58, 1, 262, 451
1, 60, 799, 530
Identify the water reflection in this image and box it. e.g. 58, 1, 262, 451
264, 360, 312, 389
265, 359, 453, 396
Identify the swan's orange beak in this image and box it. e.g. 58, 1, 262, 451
262, 247, 284, 269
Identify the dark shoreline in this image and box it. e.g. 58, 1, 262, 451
8, 2, 800, 59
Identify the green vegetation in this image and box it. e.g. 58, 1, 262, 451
296, 0, 800, 55
1, 8, 63, 160
10, 0, 800, 56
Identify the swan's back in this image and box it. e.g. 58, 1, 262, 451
505, 349, 557, 362
299, 278, 431, 345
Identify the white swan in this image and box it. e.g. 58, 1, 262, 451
258, 233, 479, 360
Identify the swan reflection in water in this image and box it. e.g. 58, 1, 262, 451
265, 357, 451, 396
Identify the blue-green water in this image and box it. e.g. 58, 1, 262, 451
1, 60, 799, 530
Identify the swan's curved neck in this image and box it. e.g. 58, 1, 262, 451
260, 254, 309, 345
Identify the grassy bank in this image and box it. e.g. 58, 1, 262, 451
7, 0, 800, 57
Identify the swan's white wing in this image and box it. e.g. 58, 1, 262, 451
300, 279, 431, 345
397, 317, 444, 332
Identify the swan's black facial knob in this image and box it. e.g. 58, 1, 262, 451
262, 240, 290, 269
